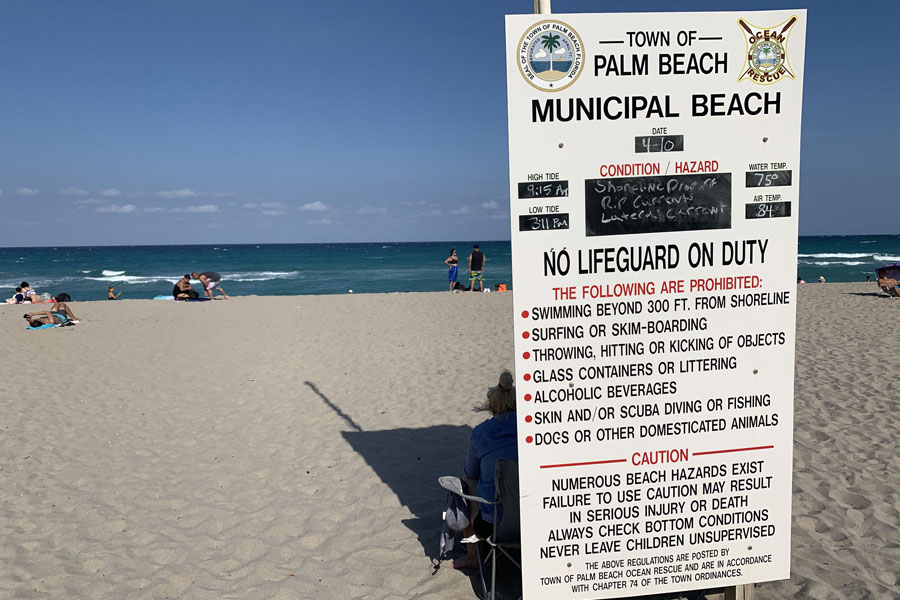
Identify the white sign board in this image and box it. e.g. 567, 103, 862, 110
506, 10, 805, 599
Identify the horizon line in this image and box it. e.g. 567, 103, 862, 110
0, 233, 896, 250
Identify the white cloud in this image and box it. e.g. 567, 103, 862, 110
535, 48, 548, 59
171, 204, 219, 214
244, 202, 286, 216
449, 206, 472, 215
308, 218, 333, 226
141, 206, 167, 213
95, 203, 137, 214
16, 188, 39, 196
75, 198, 103, 209
100, 188, 122, 197
244, 202, 285, 210
356, 205, 386, 215
299, 201, 328, 212
481, 200, 500, 210
422, 209, 443, 217
60, 187, 88, 196
157, 188, 197, 199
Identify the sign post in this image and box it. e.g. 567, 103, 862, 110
505, 10, 806, 599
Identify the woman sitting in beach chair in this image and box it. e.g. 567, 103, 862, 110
23, 302, 79, 328
453, 370, 518, 570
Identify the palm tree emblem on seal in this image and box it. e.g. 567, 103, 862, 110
517, 20, 584, 92
738, 16, 798, 84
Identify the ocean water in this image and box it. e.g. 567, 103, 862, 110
0, 242, 512, 302
1, 236, 896, 302
532, 60, 573, 73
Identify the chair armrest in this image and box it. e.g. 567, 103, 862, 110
438, 476, 496, 505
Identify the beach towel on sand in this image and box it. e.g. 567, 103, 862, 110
153, 295, 211, 301
27, 320, 79, 330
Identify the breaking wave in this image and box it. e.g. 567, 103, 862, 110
228, 271, 299, 282
797, 253, 870, 259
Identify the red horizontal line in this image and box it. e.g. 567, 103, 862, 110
693, 445, 774, 456
540, 458, 627, 469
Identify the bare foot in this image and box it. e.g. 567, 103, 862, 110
452, 556, 480, 570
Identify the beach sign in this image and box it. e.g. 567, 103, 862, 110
506, 10, 806, 598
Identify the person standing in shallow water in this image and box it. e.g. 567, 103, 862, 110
444, 249, 459, 292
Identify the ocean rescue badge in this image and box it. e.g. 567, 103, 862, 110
738, 15, 798, 84
517, 20, 584, 92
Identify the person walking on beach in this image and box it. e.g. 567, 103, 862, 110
467, 244, 486, 292
107, 286, 121, 300
192, 271, 228, 300
445, 249, 459, 292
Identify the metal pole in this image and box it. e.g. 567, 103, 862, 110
535, 0, 552, 14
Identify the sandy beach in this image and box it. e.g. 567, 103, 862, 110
1, 284, 897, 599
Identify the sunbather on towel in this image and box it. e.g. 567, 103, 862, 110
23, 302, 79, 328
453, 370, 518, 570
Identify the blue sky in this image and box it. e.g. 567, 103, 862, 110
1, 1, 897, 246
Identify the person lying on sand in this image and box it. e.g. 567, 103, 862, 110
23, 302, 79, 328
453, 370, 518, 570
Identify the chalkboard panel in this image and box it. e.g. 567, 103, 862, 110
519, 213, 570, 232
745, 202, 791, 219
585, 173, 732, 237
634, 135, 684, 153
517, 181, 569, 199
745, 170, 792, 187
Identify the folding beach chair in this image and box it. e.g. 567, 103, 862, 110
439, 458, 520, 599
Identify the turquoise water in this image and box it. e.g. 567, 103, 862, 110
0, 242, 512, 301
1, 236, 896, 302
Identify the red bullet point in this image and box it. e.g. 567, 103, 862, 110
522, 331, 530, 339
525, 415, 533, 423
523, 351, 530, 360
526, 435, 534, 444
524, 393, 532, 401
521, 310, 529, 318
523, 373, 531, 381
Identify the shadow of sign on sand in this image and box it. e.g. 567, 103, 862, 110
303, 381, 471, 561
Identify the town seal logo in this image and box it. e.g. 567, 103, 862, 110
517, 20, 584, 92
738, 16, 798, 84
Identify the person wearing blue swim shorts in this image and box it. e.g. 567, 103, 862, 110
445, 248, 459, 292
